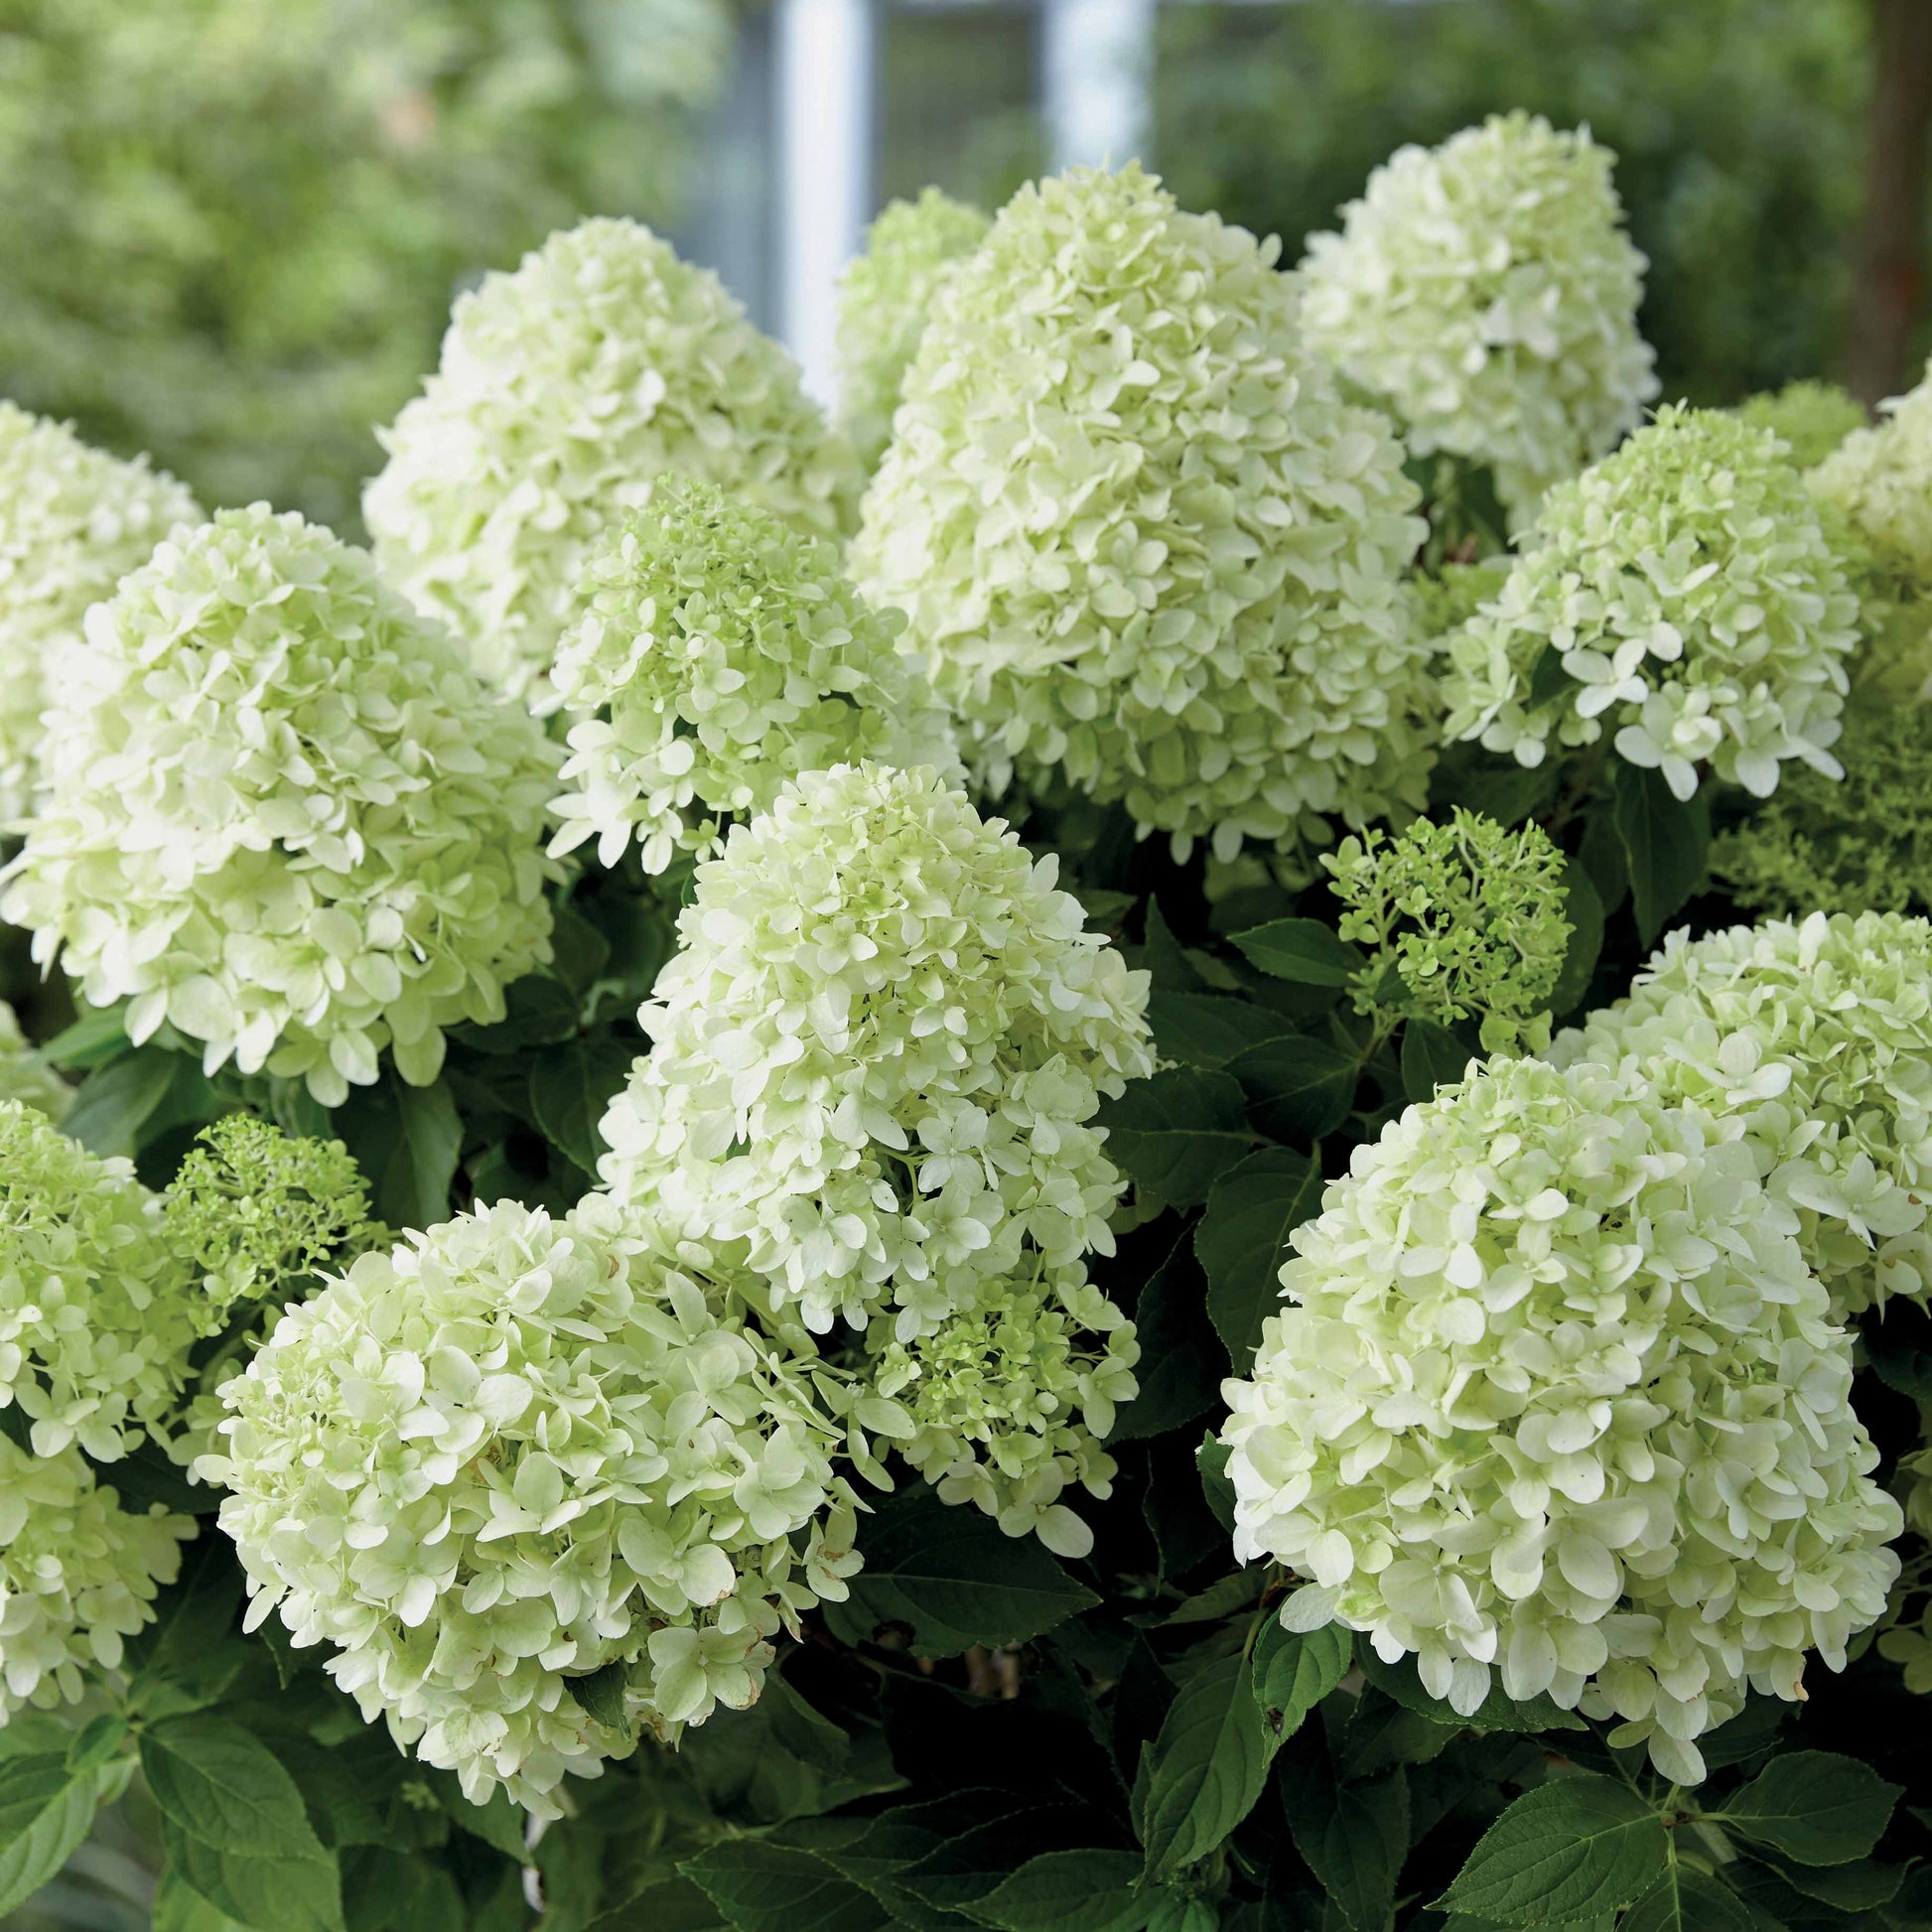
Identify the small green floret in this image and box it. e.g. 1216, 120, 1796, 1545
836, 188, 990, 472
162, 1114, 377, 1321
1735, 380, 1867, 470
1324, 809, 1571, 1052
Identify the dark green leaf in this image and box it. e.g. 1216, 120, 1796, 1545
64, 1045, 181, 1156
1276, 1755, 1409, 1932
1547, 861, 1604, 1018
1139, 1651, 1276, 1882
1716, 1750, 1900, 1865
1108, 1237, 1224, 1443
449, 974, 579, 1052
40, 1003, 131, 1069
1143, 900, 1207, 992
972, 1849, 1149, 1931
1431, 1774, 1668, 1923
1619, 1866, 1757, 1932
1252, 1620, 1351, 1743
1863, 1297, 1932, 1402
338, 1075, 462, 1231
435, 1781, 527, 1862
341, 1846, 467, 1932
529, 1035, 637, 1176
548, 901, 614, 995
0, 1752, 102, 1917
1095, 1068, 1257, 1210
153, 1867, 254, 1932
1151, 989, 1293, 1070
160, 1813, 345, 1932
1527, 644, 1578, 712
1225, 1034, 1361, 1143
1197, 1433, 1235, 1534
823, 1484, 1097, 1658
1230, 919, 1365, 987
1194, 1148, 1320, 1369
1611, 759, 1710, 946
680, 1840, 898, 1932
565, 1659, 632, 1735
1400, 1018, 1474, 1106
1742, 1849, 1904, 1910
897, 1805, 1108, 1913
141, 1716, 329, 1858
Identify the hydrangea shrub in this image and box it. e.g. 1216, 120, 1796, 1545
1299, 112, 1657, 522
0, 139, 1928, 1932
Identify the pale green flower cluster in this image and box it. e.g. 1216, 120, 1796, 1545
366, 217, 863, 702
864, 1261, 1139, 1559
1713, 701, 1932, 920
600, 762, 1152, 1545
1553, 911, 1932, 1320
546, 480, 956, 872
1734, 381, 1866, 471
0, 1436, 194, 1721
0, 1001, 69, 1122
1810, 360, 1932, 704
836, 189, 991, 473
1298, 113, 1656, 523
853, 164, 1435, 866
1222, 1053, 1901, 1785
1444, 406, 1860, 800
0, 404, 200, 824
0, 507, 560, 1108
0, 1101, 198, 1462
205, 1194, 864, 1814
1323, 809, 1572, 1052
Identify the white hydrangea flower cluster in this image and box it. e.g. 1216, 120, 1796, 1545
1553, 910, 1932, 1319
0, 506, 561, 1108
852, 164, 1435, 866
205, 1195, 863, 1815
863, 1260, 1140, 1559
366, 217, 863, 703
1221, 1054, 1901, 1785
0, 1001, 69, 1122
547, 479, 957, 872
1812, 359, 1932, 585
600, 762, 1153, 1546
0, 403, 201, 824
0, 1435, 195, 1721
835, 189, 991, 473
1444, 406, 1860, 799
0, 1101, 200, 1462
1299, 113, 1656, 522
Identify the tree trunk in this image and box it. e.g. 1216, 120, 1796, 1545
1847, 0, 1932, 405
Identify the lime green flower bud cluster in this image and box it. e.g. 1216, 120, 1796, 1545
1734, 381, 1867, 471
1445, 406, 1859, 800
546, 480, 957, 872
366, 218, 863, 703
0, 1101, 198, 1462
0, 1436, 194, 1721
853, 164, 1434, 866
0, 404, 200, 824
206, 1194, 864, 1814
1323, 809, 1572, 1052
600, 762, 1153, 1546
1, 507, 561, 1108
864, 1260, 1139, 1559
1554, 911, 1932, 1320
1299, 113, 1656, 523
836, 189, 990, 473
1221, 1054, 1900, 1787
1713, 701, 1932, 920
1411, 560, 1511, 647
0, 1001, 69, 1123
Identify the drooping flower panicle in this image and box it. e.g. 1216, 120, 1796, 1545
365, 217, 863, 702
1, 506, 561, 1107
1444, 405, 1860, 799
1222, 1053, 1900, 1786
546, 479, 956, 872
853, 164, 1434, 865
1298, 112, 1656, 522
